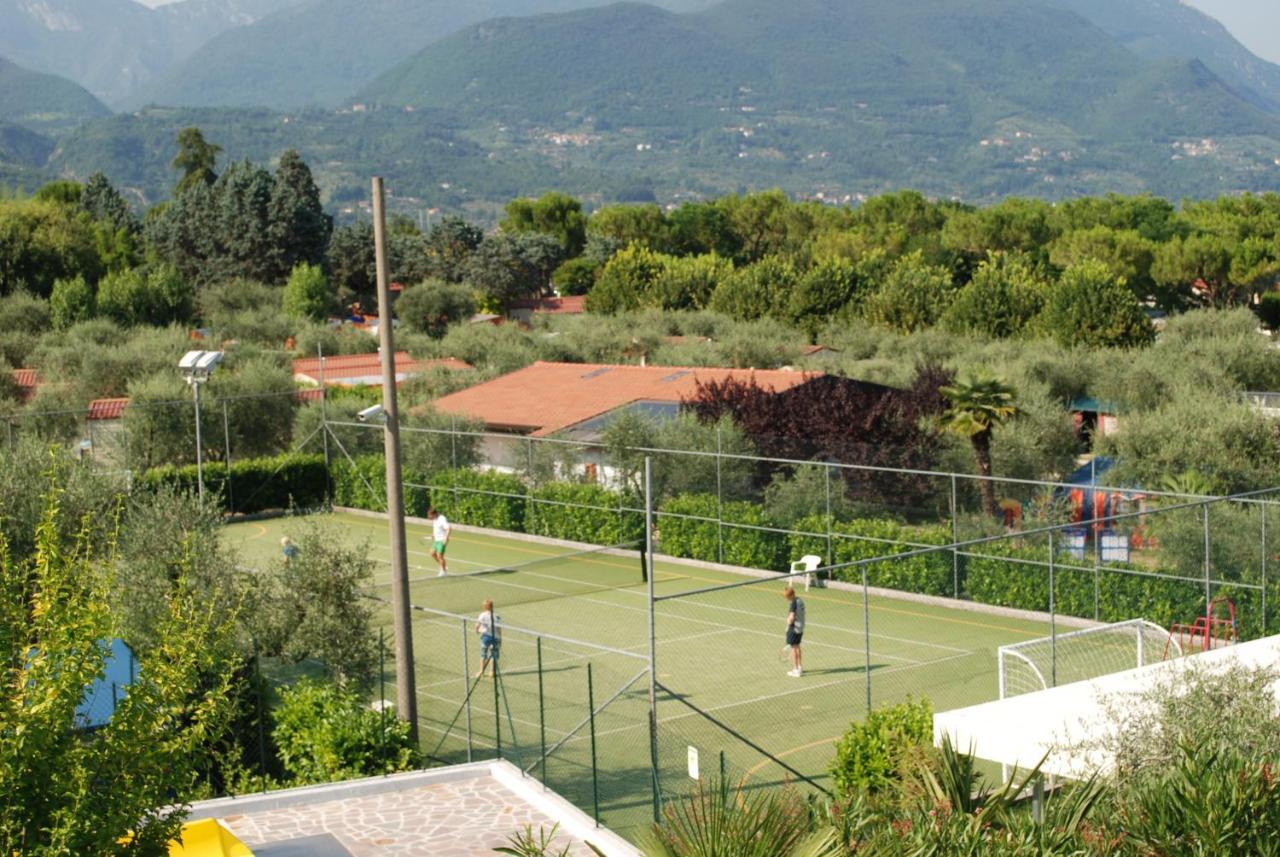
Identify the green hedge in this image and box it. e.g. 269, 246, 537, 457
428, 468, 526, 531
139, 453, 329, 514
331, 454, 429, 517
658, 493, 787, 570
789, 515, 955, 596
528, 482, 643, 545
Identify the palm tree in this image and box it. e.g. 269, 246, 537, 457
939, 373, 1019, 517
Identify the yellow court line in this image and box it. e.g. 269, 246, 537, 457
742, 735, 841, 782
328, 512, 1047, 638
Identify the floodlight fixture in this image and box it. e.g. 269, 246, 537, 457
177, 350, 223, 505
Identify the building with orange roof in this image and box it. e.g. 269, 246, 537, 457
292, 352, 472, 388
508, 295, 587, 324
11, 368, 38, 402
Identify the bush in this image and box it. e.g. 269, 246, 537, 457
658, 493, 786, 570
790, 514, 955, 596
962, 540, 1057, 613
331, 454, 429, 517
428, 468, 527, 531
1259, 291, 1280, 331
528, 482, 643, 545
49, 275, 95, 329
281, 262, 332, 321
271, 678, 418, 786
139, 453, 329, 514
395, 279, 477, 337
829, 698, 933, 799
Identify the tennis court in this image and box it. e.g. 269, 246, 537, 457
227, 510, 1081, 837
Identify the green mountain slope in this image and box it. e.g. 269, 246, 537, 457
0, 55, 109, 133
0, 0, 302, 106
1051, 0, 1280, 115
132, 0, 719, 110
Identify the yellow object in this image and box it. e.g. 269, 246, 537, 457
167, 819, 255, 857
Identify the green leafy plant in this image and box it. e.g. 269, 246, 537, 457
829, 698, 933, 800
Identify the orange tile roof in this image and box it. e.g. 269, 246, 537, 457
433, 361, 819, 436
510, 296, 587, 314
87, 398, 129, 421
292, 353, 472, 386
12, 368, 37, 389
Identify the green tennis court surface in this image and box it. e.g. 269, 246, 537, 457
226, 510, 1060, 838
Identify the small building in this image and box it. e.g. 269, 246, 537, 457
432, 361, 819, 478
508, 295, 587, 324
292, 353, 472, 388
12, 368, 38, 402
85, 397, 130, 468
1069, 397, 1122, 447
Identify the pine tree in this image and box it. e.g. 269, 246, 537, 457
269, 150, 332, 280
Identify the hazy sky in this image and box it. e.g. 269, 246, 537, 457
1186, 0, 1280, 64
127, 0, 1280, 66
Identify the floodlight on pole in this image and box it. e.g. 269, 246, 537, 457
178, 349, 223, 505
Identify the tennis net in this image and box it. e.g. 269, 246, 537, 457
368, 540, 646, 614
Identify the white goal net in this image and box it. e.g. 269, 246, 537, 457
998, 619, 1181, 699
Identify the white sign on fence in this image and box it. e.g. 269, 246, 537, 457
687, 746, 699, 780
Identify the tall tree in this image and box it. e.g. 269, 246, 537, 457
171, 127, 222, 195
269, 150, 332, 277
939, 374, 1019, 517
501, 192, 587, 257
422, 216, 483, 283
80, 172, 138, 238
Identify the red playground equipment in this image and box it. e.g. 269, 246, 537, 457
1165, 597, 1238, 659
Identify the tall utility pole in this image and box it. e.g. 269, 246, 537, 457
373, 177, 418, 740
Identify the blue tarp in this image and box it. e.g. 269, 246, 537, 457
76, 638, 137, 729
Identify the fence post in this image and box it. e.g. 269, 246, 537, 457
646, 457, 661, 824
527, 437, 536, 533
462, 618, 473, 763
715, 426, 724, 565
719, 750, 727, 804
1049, 530, 1057, 688
588, 662, 601, 828
1204, 504, 1212, 618
1093, 522, 1100, 622
222, 400, 234, 514
537, 637, 547, 787
494, 656, 502, 760
950, 474, 960, 599
1263, 503, 1269, 636
824, 464, 833, 570
252, 637, 268, 794
862, 566, 872, 714
380, 627, 388, 774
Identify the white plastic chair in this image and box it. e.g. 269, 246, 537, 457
788, 554, 822, 591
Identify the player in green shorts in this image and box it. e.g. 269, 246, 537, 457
427, 507, 451, 576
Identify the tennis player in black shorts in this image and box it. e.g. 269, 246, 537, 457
784, 585, 805, 677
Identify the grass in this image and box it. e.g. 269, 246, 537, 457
226, 510, 1065, 839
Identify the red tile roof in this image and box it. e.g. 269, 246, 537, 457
12, 369, 37, 402
87, 398, 129, 421
292, 353, 472, 386
509, 296, 587, 315
433, 361, 819, 436
293, 388, 325, 403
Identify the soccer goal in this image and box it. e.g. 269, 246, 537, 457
998, 619, 1181, 699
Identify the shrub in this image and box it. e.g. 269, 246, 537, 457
395, 279, 477, 337
789, 515, 955, 596
331, 454, 429, 517
281, 262, 332, 322
49, 274, 95, 329
1259, 291, 1280, 331
658, 493, 786, 570
271, 678, 418, 786
962, 540, 1057, 613
527, 482, 643, 545
428, 468, 527, 531
139, 453, 329, 514
830, 698, 933, 799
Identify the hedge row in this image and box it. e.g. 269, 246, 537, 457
138, 453, 328, 514
527, 482, 645, 545
657, 493, 788, 570
331, 455, 429, 517
790, 515, 954, 596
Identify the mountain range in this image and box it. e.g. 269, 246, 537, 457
9, 0, 1280, 210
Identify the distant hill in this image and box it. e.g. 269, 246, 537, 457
353, 0, 1280, 201
132, 0, 718, 110
0, 121, 54, 166
1051, 0, 1280, 116
0, 0, 302, 105
0, 56, 109, 133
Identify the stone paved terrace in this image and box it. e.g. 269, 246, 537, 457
187, 761, 638, 857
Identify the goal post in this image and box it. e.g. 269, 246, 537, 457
998, 619, 1181, 699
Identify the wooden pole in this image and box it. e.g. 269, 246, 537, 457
373, 176, 418, 740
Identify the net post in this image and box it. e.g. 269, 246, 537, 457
493, 656, 502, 760
462, 618, 473, 763
588, 662, 600, 828
537, 637, 547, 787
862, 565, 872, 714
645, 456, 661, 824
